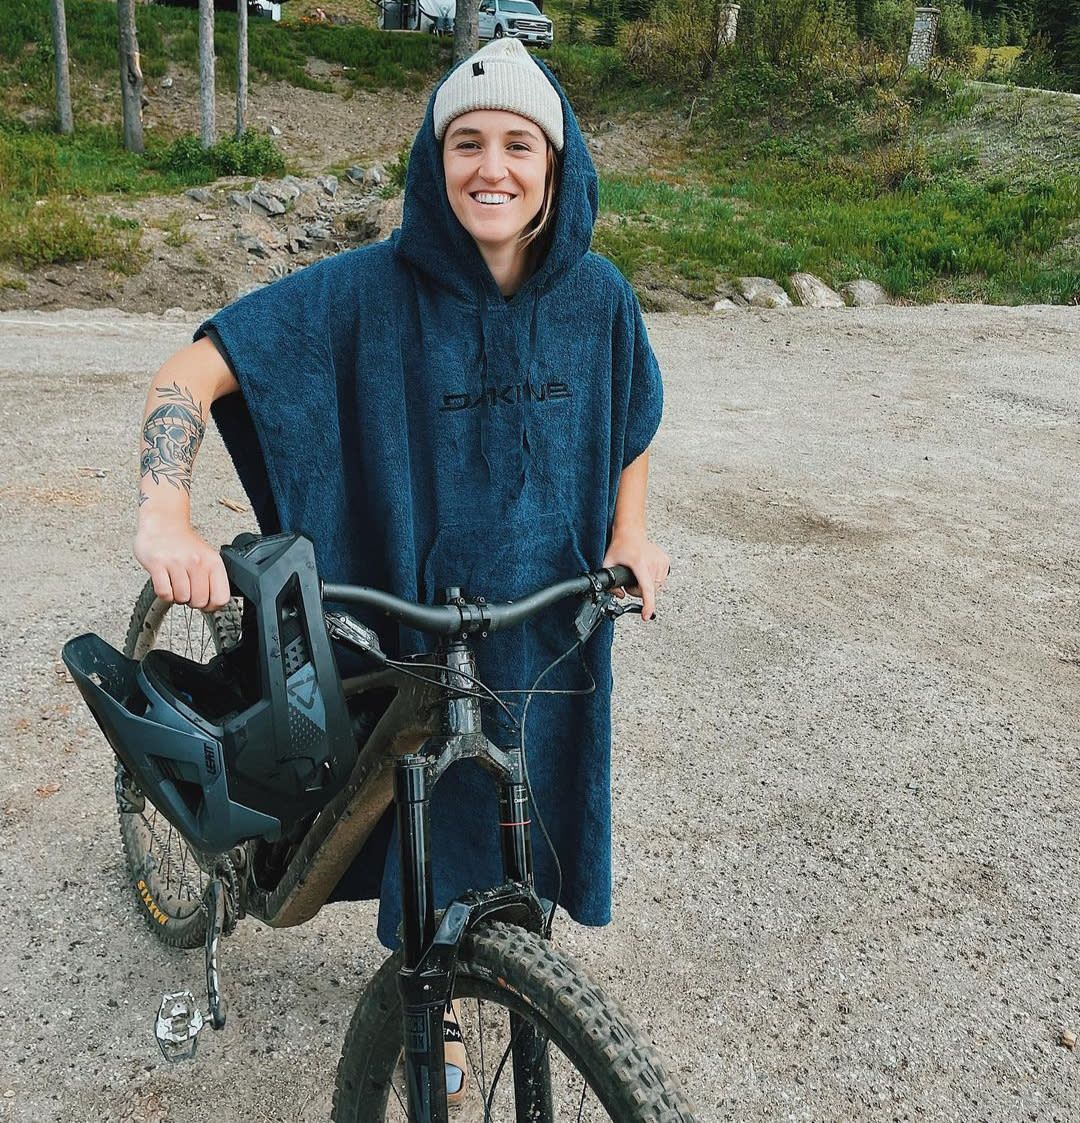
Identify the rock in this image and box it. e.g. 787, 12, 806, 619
840, 279, 891, 307
713, 280, 748, 308
737, 276, 792, 309
160, 77, 174, 89
712, 298, 741, 312
304, 221, 333, 242
250, 187, 286, 217
284, 225, 309, 254
227, 192, 252, 210
264, 180, 300, 203
283, 174, 307, 191
184, 187, 212, 204
268, 124, 282, 137
235, 232, 272, 258
317, 175, 339, 197
238, 214, 282, 245
195, 212, 214, 221
345, 166, 366, 185
292, 193, 321, 220
365, 164, 385, 188
790, 272, 845, 308
268, 263, 290, 280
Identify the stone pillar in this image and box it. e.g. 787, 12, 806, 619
718, 2, 739, 46
906, 6, 940, 69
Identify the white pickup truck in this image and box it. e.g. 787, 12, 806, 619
477, 0, 554, 47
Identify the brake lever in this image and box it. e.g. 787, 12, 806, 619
573, 592, 644, 644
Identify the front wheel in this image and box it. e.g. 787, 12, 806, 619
494, 23, 504, 36
116, 579, 243, 949
333, 920, 697, 1122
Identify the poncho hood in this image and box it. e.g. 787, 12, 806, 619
393, 53, 598, 305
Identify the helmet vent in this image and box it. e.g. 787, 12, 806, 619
283, 634, 308, 677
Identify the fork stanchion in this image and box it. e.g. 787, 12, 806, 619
498, 758, 534, 886
396, 754, 448, 1123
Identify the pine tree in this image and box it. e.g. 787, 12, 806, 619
594, 0, 620, 46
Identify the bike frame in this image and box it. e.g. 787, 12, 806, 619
240, 635, 553, 1121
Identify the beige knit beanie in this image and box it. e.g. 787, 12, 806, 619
433, 39, 564, 152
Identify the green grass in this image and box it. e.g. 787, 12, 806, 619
0, 0, 446, 102
594, 155, 1080, 305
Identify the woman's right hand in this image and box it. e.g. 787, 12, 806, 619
134, 517, 231, 611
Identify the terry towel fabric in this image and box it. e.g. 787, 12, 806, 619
198, 51, 663, 948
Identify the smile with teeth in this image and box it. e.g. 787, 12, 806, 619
472, 192, 515, 205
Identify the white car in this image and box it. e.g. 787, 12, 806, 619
477, 0, 553, 47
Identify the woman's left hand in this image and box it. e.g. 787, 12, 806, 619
602, 531, 671, 622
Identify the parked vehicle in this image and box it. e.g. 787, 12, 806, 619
478, 0, 553, 47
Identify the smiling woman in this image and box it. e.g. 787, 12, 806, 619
441, 110, 554, 294
128, 36, 670, 1105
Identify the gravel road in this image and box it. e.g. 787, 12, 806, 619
1, 304, 1078, 1122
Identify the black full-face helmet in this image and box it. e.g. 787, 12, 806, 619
63, 533, 357, 853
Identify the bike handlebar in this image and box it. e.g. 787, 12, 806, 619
322, 565, 635, 637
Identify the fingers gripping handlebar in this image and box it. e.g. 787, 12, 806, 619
321, 565, 635, 640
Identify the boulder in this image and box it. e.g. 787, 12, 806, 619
345, 166, 366, 185
184, 187, 212, 205
317, 174, 339, 197
713, 280, 748, 308
236, 232, 272, 258
227, 191, 252, 210
737, 276, 792, 309
840, 279, 891, 307
263, 179, 300, 203
365, 164, 385, 188
790, 272, 845, 308
712, 298, 741, 312
250, 187, 286, 217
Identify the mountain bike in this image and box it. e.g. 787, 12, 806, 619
65, 532, 697, 1122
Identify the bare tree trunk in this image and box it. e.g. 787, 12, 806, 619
117, 0, 144, 153
50, 0, 73, 134
236, 0, 248, 138
199, 0, 216, 148
453, 0, 478, 63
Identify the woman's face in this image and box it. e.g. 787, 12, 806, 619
442, 109, 550, 258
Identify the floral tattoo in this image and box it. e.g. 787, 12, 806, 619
139, 382, 206, 504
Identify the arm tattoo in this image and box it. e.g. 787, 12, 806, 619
139, 382, 207, 500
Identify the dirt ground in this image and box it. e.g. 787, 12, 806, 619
1, 302, 1079, 1121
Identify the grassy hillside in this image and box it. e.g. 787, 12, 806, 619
1, 0, 1077, 304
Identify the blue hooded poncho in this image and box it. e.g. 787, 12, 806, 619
197, 55, 663, 947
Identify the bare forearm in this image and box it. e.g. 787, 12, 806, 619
137, 337, 238, 522
133, 337, 238, 610
611, 449, 650, 537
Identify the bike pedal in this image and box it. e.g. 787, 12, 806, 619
154, 990, 205, 1063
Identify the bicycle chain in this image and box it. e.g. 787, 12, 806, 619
212, 854, 242, 937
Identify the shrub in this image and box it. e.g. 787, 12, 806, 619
0, 198, 141, 269
155, 132, 285, 180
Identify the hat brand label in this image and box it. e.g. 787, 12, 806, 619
473, 61, 485, 76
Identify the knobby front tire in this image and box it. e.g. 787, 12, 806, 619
333, 920, 698, 1122
116, 579, 242, 949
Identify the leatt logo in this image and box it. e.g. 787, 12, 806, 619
439, 381, 571, 411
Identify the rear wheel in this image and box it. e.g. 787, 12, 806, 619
333, 920, 698, 1122
117, 580, 242, 949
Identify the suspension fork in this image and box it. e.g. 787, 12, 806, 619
499, 750, 555, 1123
396, 754, 448, 1123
